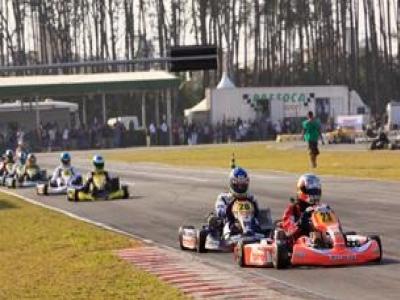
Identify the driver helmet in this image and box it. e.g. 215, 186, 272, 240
229, 167, 249, 198
296, 174, 321, 205
92, 155, 104, 171
60, 152, 71, 166
18, 151, 27, 165
5, 149, 14, 161
27, 153, 37, 166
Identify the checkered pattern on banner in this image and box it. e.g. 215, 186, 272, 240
243, 92, 315, 112
304, 93, 314, 107
242, 93, 257, 110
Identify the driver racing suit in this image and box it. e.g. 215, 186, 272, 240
216, 193, 260, 237
282, 199, 313, 241
19, 163, 41, 181
50, 165, 81, 187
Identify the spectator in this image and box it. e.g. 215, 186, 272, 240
62, 127, 69, 149
160, 119, 168, 145
48, 126, 56, 152
149, 122, 157, 145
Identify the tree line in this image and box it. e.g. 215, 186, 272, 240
0, 0, 399, 114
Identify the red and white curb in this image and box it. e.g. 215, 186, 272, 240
117, 246, 302, 300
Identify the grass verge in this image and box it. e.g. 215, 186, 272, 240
0, 192, 186, 300
104, 143, 400, 181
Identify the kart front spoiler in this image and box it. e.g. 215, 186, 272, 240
180, 228, 233, 252
291, 240, 381, 266
37, 183, 83, 195
240, 239, 275, 267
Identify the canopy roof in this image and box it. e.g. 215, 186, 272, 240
0, 71, 180, 99
184, 98, 210, 117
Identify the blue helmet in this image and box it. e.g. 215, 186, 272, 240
92, 155, 104, 170
229, 167, 249, 197
60, 152, 71, 165
18, 151, 27, 164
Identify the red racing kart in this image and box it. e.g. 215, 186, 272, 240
234, 203, 382, 268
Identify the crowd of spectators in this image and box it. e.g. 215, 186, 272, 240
0, 118, 146, 153
169, 117, 282, 146
0, 116, 318, 152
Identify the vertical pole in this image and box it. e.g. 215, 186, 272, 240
166, 88, 172, 145
141, 91, 146, 129
82, 97, 87, 126
155, 91, 160, 127
102, 93, 106, 124
35, 96, 40, 129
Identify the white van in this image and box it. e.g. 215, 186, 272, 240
107, 116, 142, 130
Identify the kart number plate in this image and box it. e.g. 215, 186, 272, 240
314, 211, 336, 225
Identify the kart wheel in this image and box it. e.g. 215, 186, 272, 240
10, 179, 16, 189
43, 184, 48, 195
178, 226, 195, 250
272, 241, 290, 269
235, 241, 245, 267
122, 185, 129, 199
197, 229, 208, 253
368, 235, 382, 263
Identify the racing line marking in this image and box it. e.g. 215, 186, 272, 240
117, 247, 301, 300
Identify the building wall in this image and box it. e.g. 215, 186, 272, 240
210, 86, 369, 125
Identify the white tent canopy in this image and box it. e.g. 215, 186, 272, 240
184, 98, 210, 117
217, 72, 235, 89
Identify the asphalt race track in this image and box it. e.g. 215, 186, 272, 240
6, 152, 400, 300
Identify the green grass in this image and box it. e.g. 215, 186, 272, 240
104, 143, 400, 181
0, 193, 187, 300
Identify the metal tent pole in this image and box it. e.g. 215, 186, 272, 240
141, 91, 147, 129
166, 88, 172, 145
102, 93, 106, 124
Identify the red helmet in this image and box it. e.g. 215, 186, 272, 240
296, 174, 321, 204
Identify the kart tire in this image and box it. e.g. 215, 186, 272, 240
368, 235, 382, 263
43, 184, 48, 195
272, 241, 290, 269
235, 241, 245, 267
122, 185, 129, 199
197, 229, 208, 253
9, 178, 16, 189
178, 226, 195, 250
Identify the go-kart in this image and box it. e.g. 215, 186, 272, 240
67, 177, 129, 201
0, 162, 16, 186
234, 203, 382, 268
6, 168, 47, 188
37, 172, 83, 196
179, 199, 273, 253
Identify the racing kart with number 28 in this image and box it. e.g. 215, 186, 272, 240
179, 198, 273, 253
37, 169, 83, 196
234, 203, 382, 268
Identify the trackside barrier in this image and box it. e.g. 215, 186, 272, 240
276, 134, 303, 143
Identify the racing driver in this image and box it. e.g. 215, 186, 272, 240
282, 173, 322, 245
78, 155, 127, 200
50, 152, 82, 187
214, 166, 260, 237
